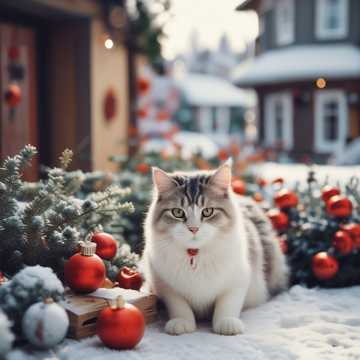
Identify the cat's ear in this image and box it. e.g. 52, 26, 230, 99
209, 160, 232, 191
152, 167, 175, 193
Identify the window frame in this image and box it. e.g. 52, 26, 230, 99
264, 92, 293, 150
315, 0, 349, 40
314, 90, 347, 154
275, 0, 295, 46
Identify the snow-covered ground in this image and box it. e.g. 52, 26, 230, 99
253, 162, 360, 187
8, 285, 360, 360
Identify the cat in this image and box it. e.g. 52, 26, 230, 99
141, 161, 288, 336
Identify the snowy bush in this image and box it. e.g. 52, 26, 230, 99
0, 310, 14, 355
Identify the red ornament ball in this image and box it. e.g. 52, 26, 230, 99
232, 178, 246, 195
332, 230, 353, 255
341, 223, 360, 248
64, 242, 105, 293
136, 162, 150, 174
218, 149, 229, 161
312, 252, 339, 281
137, 77, 151, 95
91, 232, 117, 260
321, 185, 340, 203
267, 209, 289, 232
326, 195, 352, 218
116, 267, 143, 291
5, 84, 22, 107
256, 178, 267, 188
274, 189, 298, 209
97, 297, 145, 350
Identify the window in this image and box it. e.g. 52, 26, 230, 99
316, 0, 349, 39
314, 90, 347, 154
275, 0, 295, 46
264, 92, 293, 150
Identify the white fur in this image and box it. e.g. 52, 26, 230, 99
142, 188, 285, 336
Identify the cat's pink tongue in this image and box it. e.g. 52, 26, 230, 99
187, 248, 199, 256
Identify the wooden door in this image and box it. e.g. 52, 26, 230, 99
0, 22, 38, 180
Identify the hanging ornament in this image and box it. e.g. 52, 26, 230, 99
64, 241, 106, 293
274, 189, 298, 209
4, 84, 21, 108
116, 267, 143, 290
97, 296, 145, 350
91, 232, 118, 260
341, 223, 360, 248
232, 178, 246, 195
137, 77, 151, 95
22, 298, 69, 349
312, 252, 339, 280
267, 209, 289, 232
321, 185, 340, 203
136, 162, 150, 174
326, 195, 352, 218
332, 230, 353, 255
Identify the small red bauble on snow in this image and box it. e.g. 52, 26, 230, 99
97, 296, 145, 350
256, 177, 267, 188
274, 189, 298, 209
232, 178, 246, 195
267, 209, 289, 232
312, 252, 339, 281
64, 241, 105, 293
137, 77, 151, 95
321, 185, 340, 203
326, 195, 352, 218
91, 232, 117, 260
116, 267, 143, 291
332, 230, 353, 255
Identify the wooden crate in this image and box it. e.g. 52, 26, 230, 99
62, 288, 158, 339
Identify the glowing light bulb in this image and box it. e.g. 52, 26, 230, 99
316, 78, 326, 89
104, 38, 114, 50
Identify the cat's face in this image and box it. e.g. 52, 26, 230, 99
150, 163, 236, 251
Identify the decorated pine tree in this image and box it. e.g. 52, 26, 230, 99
0, 146, 135, 277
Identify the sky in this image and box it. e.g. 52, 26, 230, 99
161, 0, 259, 59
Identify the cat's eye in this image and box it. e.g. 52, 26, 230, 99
202, 207, 214, 218
171, 208, 185, 218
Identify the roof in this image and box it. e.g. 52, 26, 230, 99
177, 73, 256, 107
236, 0, 257, 11
232, 44, 360, 87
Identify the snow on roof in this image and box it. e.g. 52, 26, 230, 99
232, 44, 360, 87
177, 73, 256, 107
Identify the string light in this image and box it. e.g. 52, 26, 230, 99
316, 78, 326, 89
104, 38, 114, 50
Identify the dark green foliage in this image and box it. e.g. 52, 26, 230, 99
0, 146, 134, 277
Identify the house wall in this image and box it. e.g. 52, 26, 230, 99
90, 18, 129, 172
256, 80, 360, 161
258, 0, 360, 52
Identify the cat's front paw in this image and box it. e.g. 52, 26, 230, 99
213, 317, 244, 336
165, 318, 196, 335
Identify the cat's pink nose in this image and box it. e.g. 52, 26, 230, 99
188, 226, 199, 234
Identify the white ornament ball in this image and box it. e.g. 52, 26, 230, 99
22, 299, 69, 349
